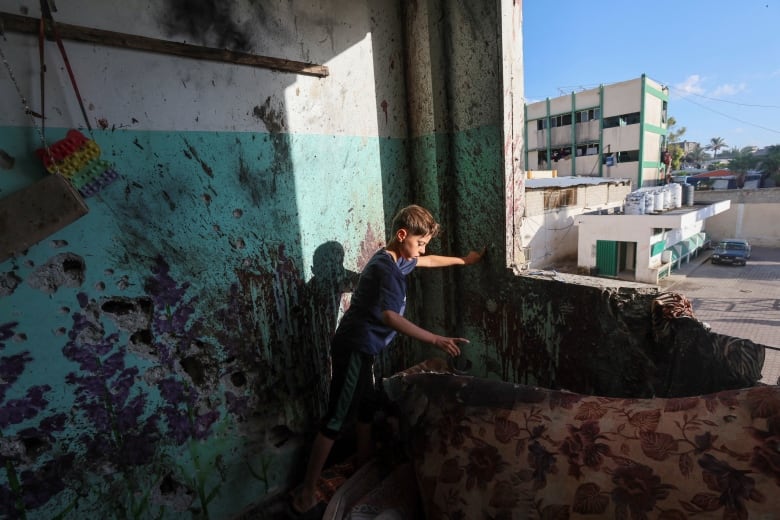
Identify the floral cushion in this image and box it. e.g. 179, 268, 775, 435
384, 362, 780, 519
348, 462, 420, 519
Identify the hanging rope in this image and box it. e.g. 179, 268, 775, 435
0, 36, 61, 175
39, 0, 92, 133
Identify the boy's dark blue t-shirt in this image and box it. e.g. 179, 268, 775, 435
333, 249, 417, 355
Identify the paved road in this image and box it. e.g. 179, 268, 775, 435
660, 246, 780, 385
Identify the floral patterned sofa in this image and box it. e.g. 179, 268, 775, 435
382, 358, 780, 519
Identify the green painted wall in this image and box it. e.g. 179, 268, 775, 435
0, 124, 409, 518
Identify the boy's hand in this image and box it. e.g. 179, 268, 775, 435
463, 246, 487, 265
432, 336, 469, 356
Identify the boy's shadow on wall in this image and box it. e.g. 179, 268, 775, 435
300, 241, 360, 417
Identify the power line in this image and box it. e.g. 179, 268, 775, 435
676, 94, 780, 135
668, 85, 780, 109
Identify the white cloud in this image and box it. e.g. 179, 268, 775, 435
710, 82, 747, 98
673, 74, 705, 98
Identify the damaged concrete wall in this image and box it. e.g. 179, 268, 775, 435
0, 0, 409, 517
397, 0, 764, 406
0, 1, 767, 518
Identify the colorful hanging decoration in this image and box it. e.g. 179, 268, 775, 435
35, 129, 119, 197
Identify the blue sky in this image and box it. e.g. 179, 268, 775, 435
523, 0, 780, 150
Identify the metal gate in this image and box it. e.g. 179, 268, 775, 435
596, 240, 618, 276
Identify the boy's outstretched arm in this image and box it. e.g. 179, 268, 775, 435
416, 247, 486, 268
382, 310, 468, 357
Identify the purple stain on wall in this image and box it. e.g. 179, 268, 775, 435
62, 306, 161, 469
141, 256, 221, 443
0, 322, 73, 517
0, 321, 18, 351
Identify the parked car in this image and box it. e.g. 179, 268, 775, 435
711, 239, 751, 266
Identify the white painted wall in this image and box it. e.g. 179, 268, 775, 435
694, 188, 780, 246
523, 180, 630, 268
1, 1, 402, 138
602, 77, 641, 116
574, 90, 600, 109
549, 95, 570, 115
644, 95, 665, 127
576, 200, 731, 283
603, 125, 641, 151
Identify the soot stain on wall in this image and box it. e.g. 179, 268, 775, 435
253, 97, 286, 134
161, 0, 252, 52
251, 97, 290, 196
182, 139, 215, 178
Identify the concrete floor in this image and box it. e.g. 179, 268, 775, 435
659, 245, 780, 385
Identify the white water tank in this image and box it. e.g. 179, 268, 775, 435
670, 182, 682, 208
662, 186, 672, 209
644, 191, 655, 213
653, 190, 664, 212
624, 193, 645, 215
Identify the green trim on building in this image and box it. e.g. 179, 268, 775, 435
546, 98, 551, 170
642, 161, 662, 168
644, 123, 666, 135
570, 92, 576, 175
650, 240, 667, 256
598, 85, 604, 177
523, 103, 528, 172
638, 74, 647, 187
645, 84, 669, 101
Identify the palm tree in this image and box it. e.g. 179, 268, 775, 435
705, 137, 728, 159
685, 144, 707, 167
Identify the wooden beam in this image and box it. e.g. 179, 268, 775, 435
0, 12, 329, 78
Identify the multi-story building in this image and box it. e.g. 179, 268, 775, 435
670, 140, 700, 156
525, 75, 669, 189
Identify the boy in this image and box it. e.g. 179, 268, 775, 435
289, 204, 484, 517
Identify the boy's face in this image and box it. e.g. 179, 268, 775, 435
396, 230, 432, 260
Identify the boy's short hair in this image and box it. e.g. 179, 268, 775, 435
392, 204, 440, 237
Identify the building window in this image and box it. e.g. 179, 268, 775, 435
603, 112, 640, 129
576, 143, 599, 156
577, 108, 600, 123
544, 188, 577, 209
537, 150, 548, 167
550, 113, 573, 128
602, 149, 639, 164
536, 119, 548, 130
551, 147, 571, 162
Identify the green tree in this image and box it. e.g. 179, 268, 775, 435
758, 145, 780, 185
705, 137, 728, 158
665, 117, 687, 171
728, 149, 758, 187
669, 146, 685, 171
685, 144, 707, 167
666, 116, 687, 144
